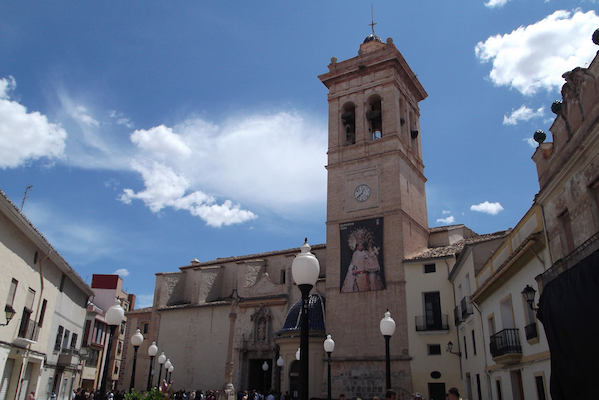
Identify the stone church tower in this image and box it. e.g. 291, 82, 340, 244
319, 32, 429, 396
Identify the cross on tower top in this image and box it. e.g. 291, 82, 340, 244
369, 5, 377, 35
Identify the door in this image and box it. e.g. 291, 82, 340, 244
0, 359, 15, 400
18, 362, 33, 400
427, 383, 445, 400
424, 292, 442, 330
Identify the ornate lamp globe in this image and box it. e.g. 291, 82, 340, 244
380, 310, 396, 337
262, 361, 269, 371
164, 359, 172, 370
295, 348, 301, 361
106, 299, 125, 326
323, 334, 335, 353
291, 239, 320, 286
148, 341, 158, 357
158, 352, 166, 365
277, 356, 284, 367
131, 329, 144, 347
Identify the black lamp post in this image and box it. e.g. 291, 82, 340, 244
323, 334, 335, 400
276, 356, 284, 395
379, 310, 395, 391
522, 285, 538, 310
147, 341, 158, 391
157, 352, 166, 386
168, 365, 174, 383
100, 299, 125, 400
291, 239, 320, 400
262, 361, 269, 392
164, 359, 172, 383
129, 328, 144, 391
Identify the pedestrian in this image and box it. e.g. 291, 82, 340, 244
28, 391, 35, 400
446, 388, 460, 400
385, 390, 397, 400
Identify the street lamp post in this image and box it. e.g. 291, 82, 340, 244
168, 365, 174, 383
157, 352, 166, 387
147, 341, 158, 391
276, 356, 284, 395
164, 359, 172, 383
262, 361, 269, 392
291, 239, 320, 400
323, 335, 335, 400
379, 310, 396, 391
129, 328, 144, 392
99, 299, 125, 400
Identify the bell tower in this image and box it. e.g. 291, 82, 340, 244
319, 33, 429, 395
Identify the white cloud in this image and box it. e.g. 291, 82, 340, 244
71, 105, 99, 127
524, 137, 538, 148
114, 268, 130, 277
475, 10, 599, 95
120, 112, 327, 227
437, 215, 455, 224
442, 210, 451, 214
503, 105, 545, 125
471, 201, 504, 215
485, 0, 509, 9
0, 76, 67, 168
135, 294, 154, 309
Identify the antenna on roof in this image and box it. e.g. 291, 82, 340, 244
20, 185, 33, 212
369, 5, 377, 35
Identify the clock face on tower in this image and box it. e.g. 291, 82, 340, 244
354, 184, 371, 202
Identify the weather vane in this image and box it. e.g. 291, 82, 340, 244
369, 5, 377, 36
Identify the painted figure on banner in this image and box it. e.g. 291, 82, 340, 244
340, 218, 385, 292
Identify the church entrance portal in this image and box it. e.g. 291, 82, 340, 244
248, 359, 272, 394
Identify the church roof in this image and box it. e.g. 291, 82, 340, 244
404, 230, 511, 262
277, 293, 326, 335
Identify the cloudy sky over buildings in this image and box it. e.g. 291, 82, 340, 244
1, 1, 598, 307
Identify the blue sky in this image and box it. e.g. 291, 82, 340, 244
1, 1, 598, 308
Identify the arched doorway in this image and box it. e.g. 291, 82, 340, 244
248, 359, 272, 393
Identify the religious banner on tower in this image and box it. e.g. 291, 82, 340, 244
339, 217, 385, 292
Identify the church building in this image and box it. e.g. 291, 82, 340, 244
122, 30, 474, 400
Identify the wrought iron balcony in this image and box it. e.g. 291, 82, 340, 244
415, 314, 449, 331
461, 296, 473, 320
58, 347, 80, 366
490, 328, 522, 364
454, 305, 463, 326
17, 318, 40, 342
525, 322, 538, 341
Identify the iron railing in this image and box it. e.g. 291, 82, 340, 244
454, 305, 463, 326
540, 230, 599, 289
415, 314, 449, 331
461, 296, 473, 320
525, 322, 538, 341
489, 328, 521, 358
18, 318, 40, 342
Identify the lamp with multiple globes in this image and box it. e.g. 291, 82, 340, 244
99, 299, 125, 400
291, 238, 320, 400
379, 310, 396, 391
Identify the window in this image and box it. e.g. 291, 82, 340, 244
424, 263, 436, 273
463, 335, 468, 359
86, 349, 99, 367
117, 340, 122, 355
7, 279, 18, 307
142, 322, 149, 335
38, 299, 47, 327
496, 379, 503, 400
70, 333, 78, 349
94, 322, 104, 344
427, 344, 441, 355
559, 210, 575, 255
341, 103, 356, 145
535, 375, 547, 400
62, 329, 70, 350
476, 374, 482, 400
424, 292, 443, 330
25, 288, 35, 311
280, 270, 286, 284
472, 330, 477, 355
54, 325, 64, 352
120, 321, 125, 335
488, 315, 496, 336
366, 96, 382, 139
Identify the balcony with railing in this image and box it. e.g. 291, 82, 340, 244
415, 314, 449, 332
16, 318, 40, 344
58, 347, 80, 366
490, 328, 522, 364
461, 296, 473, 320
454, 305, 463, 326
525, 322, 538, 341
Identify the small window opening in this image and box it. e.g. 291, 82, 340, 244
424, 264, 436, 273
341, 104, 356, 145
367, 97, 382, 139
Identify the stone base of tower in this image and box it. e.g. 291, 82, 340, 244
329, 359, 413, 399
